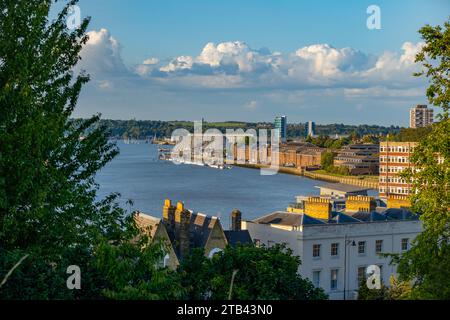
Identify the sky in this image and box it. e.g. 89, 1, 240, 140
56, 0, 450, 126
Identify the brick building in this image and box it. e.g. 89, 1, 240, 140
334, 144, 379, 175
233, 141, 324, 169
378, 141, 416, 199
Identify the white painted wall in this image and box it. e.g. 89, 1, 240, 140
243, 220, 422, 300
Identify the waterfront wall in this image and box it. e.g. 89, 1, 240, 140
236, 163, 379, 190
302, 171, 379, 189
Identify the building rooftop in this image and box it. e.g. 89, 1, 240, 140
134, 212, 162, 238
224, 230, 253, 246
253, 211, 325, 227
251, 208, 419, 227
186, 211, 222, 248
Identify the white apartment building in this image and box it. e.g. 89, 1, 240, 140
409, 105, 433, 128
242, 209, 422, 300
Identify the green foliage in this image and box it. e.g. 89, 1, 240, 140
320, 152, 335, 170
362, 134, 379, 144
358, 276, 412, 300
306, 135, 350, 149
325, 166, 350, 176
357, 278, 389, 300
178, 244, 327, 300
96, 119, 401, 140
0, 0, 181, 300
388, 127, 433, 142
93, 236, 185, 300
394, 18, 450, 300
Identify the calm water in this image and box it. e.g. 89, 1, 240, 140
96, 141, 375, 228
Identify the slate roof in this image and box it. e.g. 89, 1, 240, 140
351, 211, 392, 222
252, 208, 420, 227
382, 208, 420, 221
224, 230, 253, 246
329, 212, 362, 224
135, 211, 225, 257
186, 212, 222, 248
253, 211, 325, 226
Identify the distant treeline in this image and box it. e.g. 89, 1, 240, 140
79, 119, 403, 139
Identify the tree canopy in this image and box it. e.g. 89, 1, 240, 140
394, 18, 450, 300
177, 244, 327, 300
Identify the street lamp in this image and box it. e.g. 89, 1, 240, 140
343, 236, 356, 300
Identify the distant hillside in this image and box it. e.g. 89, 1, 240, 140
79, 119, 403, 139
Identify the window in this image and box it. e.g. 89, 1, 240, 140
312, 270, 321, 287
375, 240, 383, 254
330, 269, 338, 290
313, 244, 321, 258
358, 241, 366, 255
401, 238, 409, 251
331, 243, 339, 256
357, 266, 366, 285
254, 239, 261, 247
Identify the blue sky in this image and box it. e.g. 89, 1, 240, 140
61, 0, 450, 125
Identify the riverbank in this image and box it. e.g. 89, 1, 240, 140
235, 163, 379, 190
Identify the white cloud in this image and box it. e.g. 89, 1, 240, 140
78, 28, 127, 77
159, 55, 194, 72
293, 44, 372, 76
154, 40, 423, 92
143, 57, 159, 65
75, 29, 427, 126
244, 100, 258, 110
78, 29, 425, 94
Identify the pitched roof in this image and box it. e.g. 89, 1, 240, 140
251, 208, 419, 228
350, 209, 419, 222
253, 211, 325, 227
134, 212, 161, 238
382, 208, 419, 221
351, 211, 390, 222
224, 230, 253, 246
329, 212, 362, 224
187, 212, 223, 248
134, 211, 225, 256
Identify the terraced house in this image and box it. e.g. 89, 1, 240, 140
243, 196, 422, 300
135, 200, 252, 269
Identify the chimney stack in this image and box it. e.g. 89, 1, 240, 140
346, 196, 377, 214
305, 197, 332, 220
231, 209, 242, 231
175, 202, 191, 259
162, 199, 176, 238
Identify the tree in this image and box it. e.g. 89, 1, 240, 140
357, 278, 389, 300
176, 248, 215, 300
390, 127, 433, 142
0, 0, 176, 299
321, 151, 335, 170
394, 19, 450, 299
92, 235, 185, 300
357, 275, 412, 300
178, 244, 327, 300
